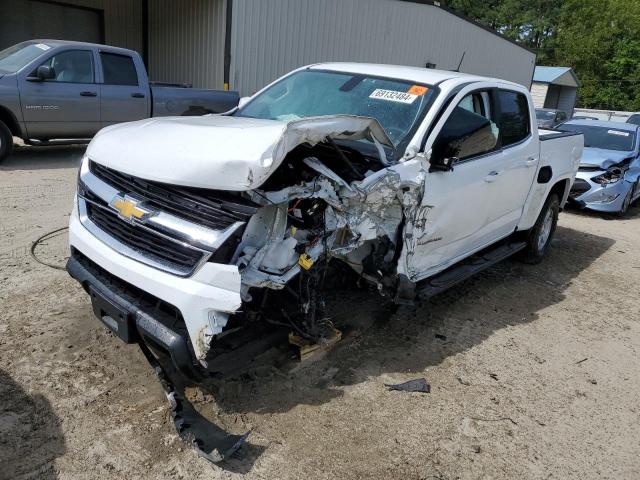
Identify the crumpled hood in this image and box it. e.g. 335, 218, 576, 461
86, 114, 393, 190
580, 147, 633, 169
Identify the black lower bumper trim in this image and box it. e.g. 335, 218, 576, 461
66, 250, 202, 381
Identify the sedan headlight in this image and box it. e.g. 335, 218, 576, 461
592, 167, 623, 185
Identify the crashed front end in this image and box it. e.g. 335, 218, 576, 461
68, 114, 426, 377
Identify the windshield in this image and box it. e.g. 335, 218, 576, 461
235, 70, 435, 148
627, 114, 640, 126
536, 110, 555, 121
0, 41, 50, 74
559, 124, 636, 151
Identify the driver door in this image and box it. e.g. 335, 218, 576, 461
19, 48, 100, 139
408, 88, 506, 280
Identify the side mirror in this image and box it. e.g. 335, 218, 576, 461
429, 154, 456, 172
35, 65, 55, 81
237, 96, 251, 109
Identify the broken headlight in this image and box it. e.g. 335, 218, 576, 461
591, 167, 624, 185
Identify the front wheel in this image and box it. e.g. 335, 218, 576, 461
617, 184, 634, 217
0, 121, 13, 163
520, 194, 560, 264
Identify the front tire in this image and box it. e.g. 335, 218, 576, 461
0, 121, 13, 163
617, 184, 634, 217
520, 194, 560, 264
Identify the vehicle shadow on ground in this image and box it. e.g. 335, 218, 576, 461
0, 369, 65, 480
204, 224, 615, 417
0, 142, 85, 171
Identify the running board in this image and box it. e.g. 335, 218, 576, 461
417, 241, 527, 299
25, 139, 90, 146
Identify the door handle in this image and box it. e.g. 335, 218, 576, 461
80, 91, 97, 97
525, 157, 538, 167
131, 92, 145, 98
484, 171, 502, 183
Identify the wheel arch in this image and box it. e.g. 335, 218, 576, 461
517, 176, 571, 232
0, 105, 23, 138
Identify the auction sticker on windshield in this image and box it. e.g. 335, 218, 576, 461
608, 130, 630, 136
369, 89, 418, 104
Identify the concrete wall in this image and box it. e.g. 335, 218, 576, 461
229, 0, 536, 95
573, 108, 634, 122
148, 0, 226, 88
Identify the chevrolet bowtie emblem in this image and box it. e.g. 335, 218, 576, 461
109, 194, 155, 223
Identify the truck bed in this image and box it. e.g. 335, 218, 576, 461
151, 86, 239, 116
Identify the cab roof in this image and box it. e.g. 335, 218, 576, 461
307, 62, 513, 88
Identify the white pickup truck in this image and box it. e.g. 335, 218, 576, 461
67, 63, 583, 379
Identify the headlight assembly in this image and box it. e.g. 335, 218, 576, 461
592, 167, 623, 185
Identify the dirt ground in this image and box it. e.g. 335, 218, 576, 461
1, 143, 639, 480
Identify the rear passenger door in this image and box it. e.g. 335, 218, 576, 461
98, 51, 149, 127
485, 88, 539, 238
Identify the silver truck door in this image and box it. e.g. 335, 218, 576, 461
98, 51, 149, 127
19, 49, 100, 139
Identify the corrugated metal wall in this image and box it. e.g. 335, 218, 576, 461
148, 0, 226, 88
0, 0, 143, 53
230, 0, 536, 95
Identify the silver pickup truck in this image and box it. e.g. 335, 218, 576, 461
0, 40, 239, 161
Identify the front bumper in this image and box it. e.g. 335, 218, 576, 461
67, 248, 203, 379
569, 170, 632, 213
68, 206, 243, 363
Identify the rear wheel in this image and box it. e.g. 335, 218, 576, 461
520, 194, 560, 264
0, 121, 13, 163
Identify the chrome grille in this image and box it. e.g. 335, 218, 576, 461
85, 201, 205, 275
90, 161, 258, 230
77, 157, 252, 276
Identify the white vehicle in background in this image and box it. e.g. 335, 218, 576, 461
66, 63, 583, 379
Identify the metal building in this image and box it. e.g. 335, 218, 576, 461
530, 66, 580, 117
1, 0, 536, 95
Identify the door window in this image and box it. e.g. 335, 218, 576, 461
34, 50, 94, 83
497, 91, 530, 146
100, 53, 138, 86
432, 91, 500, 162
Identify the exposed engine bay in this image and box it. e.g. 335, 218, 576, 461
212, 121, 427, 361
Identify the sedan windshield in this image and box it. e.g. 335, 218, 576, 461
559, 124, 636, 151
235, 70, 435, 148
0, 41, 50, 74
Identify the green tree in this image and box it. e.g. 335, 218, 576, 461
445, 0, 640, 110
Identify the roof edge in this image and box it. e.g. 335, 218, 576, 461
397, 0, 537, 56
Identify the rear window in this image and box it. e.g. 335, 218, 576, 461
100, 52, 138, 86
497, 91, 530, 146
